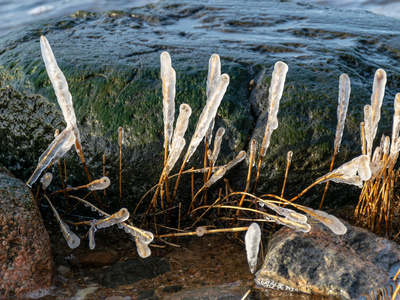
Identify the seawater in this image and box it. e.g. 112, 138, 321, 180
0, 0, 157, 37
0, 0, 400, 38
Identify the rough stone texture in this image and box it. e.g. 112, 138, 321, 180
96, 257, 170, 288
0, 164, 53, 298
256, 220, 400, 299
1, 0, 400, 210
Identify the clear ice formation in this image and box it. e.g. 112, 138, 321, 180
165, 136, 186, 175
95, 208, 130, 229
40, 172, 53, 190
27, 36, 83, 187
306, 208, 347, 235
364, 69, 386, 158
260, 61, 288, 156
317, 155, 371, 188
136, 238, 151, 258
204, 166, 227, 188
26, 128, 75, 187
160, 52, 176, 148
334, 74, 351, 153
245, 222, 261, 274
171, 103, 192, 149
87, 176, 111, 191
185, 55, 230, 162
46, 197, 81, 249
209, 127, 225, 165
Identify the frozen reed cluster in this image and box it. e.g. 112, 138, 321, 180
26, 36, 153, 258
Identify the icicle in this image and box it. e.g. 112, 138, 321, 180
357, 155, 372, 181
160, 52, 176, 149
370, 69, 386, 139
372, 146, 381, 162
316, 155, 371, 187
390, 94, 400, 155
87, 176, 111, 191
27, 128, 75, 187
40, 173, 53, 190
210, 127, 225, 165
364, 105, 373, 158
46, 197, 81, 249
334, 74, 351, 153
136, 238, 151, 258
185, 56, 229, 162
118, 126, 124, 146
260, 61, 289, 156
207, 54, 221, 101
165, 137, 186, 175
245, 223, 261, 274
275, 215, 311, 233
204, 166, 226, 188
307, 208, 347, 235
260, 201, 308, 224
171, 103, 191, 148
250, 139, 257, 167
40, 36, 77, 127
95, 208, 130, 229
89, 220, 96, 250
225, 150, 246, 171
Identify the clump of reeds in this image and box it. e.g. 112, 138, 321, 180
354, 69, 400, 235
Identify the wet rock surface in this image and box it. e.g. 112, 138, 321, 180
0, 164, 53, 298
1, 1, 400, 208
256, 220, 400, 299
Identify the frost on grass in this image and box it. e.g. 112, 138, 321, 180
245, 222, 261, 274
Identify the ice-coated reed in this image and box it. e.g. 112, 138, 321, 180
207, 54, 221, 101
185, 55, 230, 162
260, 61, 288, 156
95, 208, 130, 229
204, 166, 227, 188
136, 238, 151, 258
89, 221, 96, 250
245, 222, 261, 274
209, 127, 225, 164
40, 173, 53, 190
45, 196, 81, 249
334, 74, 351, 153
317, 155, 371, 188
364, 69, 386, 158
225, 150, 246, 171
171, 103, 192, 148
87, 176, 111, 191
26, 128, 75, 187
307, 208, 347, 235
165, 137, 186, 175
390, 94, 400, 157
160, 52, 176, 149
40, 36, 77, 128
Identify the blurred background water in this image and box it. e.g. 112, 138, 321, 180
0, 0, 400, 38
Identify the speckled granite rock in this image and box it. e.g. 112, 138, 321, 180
255, 220, 400, 299
0, 164, 53, 298
1, 0, 400, 210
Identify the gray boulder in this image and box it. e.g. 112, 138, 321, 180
1, 0, 400, 209
0, 164, 53, 298
256, 220, 400, 299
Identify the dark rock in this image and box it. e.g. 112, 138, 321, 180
162, 284, 183, 293
0, 164, 53, 298
96, 257, 170, 288
1, 0, 400, 209
255, 220, 400, 299
77, 250, 121, 268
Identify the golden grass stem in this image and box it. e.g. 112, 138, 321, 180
319, 150, 337, 209
155, 226, 249, 238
